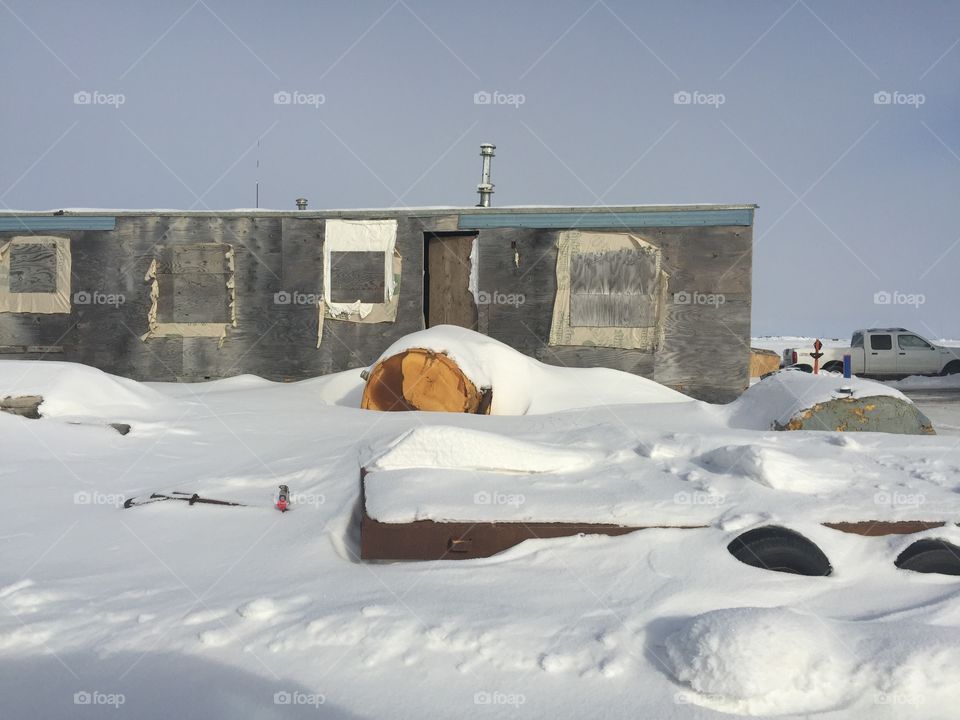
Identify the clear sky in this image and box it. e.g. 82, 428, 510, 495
1, 1, 958, 339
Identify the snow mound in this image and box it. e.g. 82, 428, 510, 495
665, 607, 853, 715
373, 325, 692, 415
886, 374, 960, 391
363, 425, 605, 473
696, 445, 849, 493
0, 360, 181, 421
726, 369, 909, 430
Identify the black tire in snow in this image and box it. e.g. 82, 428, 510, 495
727, 526, 833, 576
895, 539, 960, 576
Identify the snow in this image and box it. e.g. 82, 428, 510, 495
3, 347, 960, 719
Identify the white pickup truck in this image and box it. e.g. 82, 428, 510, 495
783, 328, 960, 378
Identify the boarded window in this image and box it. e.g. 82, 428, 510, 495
329, 251, 385, 303
569, 248, 659, 327
156, 245, 231, 324
0, 236, 72, 314
9, 243, 58, 293
141, 243, 235, 340
548, 231, 666, 351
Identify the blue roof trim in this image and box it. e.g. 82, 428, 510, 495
458, 209, 753, 230
0, 216, 116, 232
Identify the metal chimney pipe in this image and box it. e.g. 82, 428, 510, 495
476, 143, 495, 207
295, 197, 308, 210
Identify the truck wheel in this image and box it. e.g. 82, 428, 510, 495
895, 539, 960, 576
727, 526, 832, 576
941, 361, 960, 376
822, 361, 844, 374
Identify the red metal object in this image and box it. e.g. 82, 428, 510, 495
276, 484, 289, 512
810, 338, 824, 374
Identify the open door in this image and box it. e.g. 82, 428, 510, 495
423, 232, 478, 330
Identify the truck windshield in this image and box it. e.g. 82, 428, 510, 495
851, 332, 863, 348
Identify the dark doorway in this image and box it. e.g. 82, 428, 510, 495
423, 232, 478, 329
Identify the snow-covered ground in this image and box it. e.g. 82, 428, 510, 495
3, 334, 960, 719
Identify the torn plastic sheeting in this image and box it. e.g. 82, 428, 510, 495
0, 236, 72, 314
548, 230, 667, 351
322, 219, 400, 326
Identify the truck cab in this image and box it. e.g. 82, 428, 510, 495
784, 329, 960, 378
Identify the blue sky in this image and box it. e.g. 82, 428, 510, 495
1, 0, 958, 338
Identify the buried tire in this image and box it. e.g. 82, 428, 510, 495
727, 526, 832, 576
895, 539, 960, 576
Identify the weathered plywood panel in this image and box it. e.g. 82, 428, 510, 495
9, 243, 58, 293
569, 293, 657, 327
169, 274, 231, 323
426, 234, 476, 330
329, 251, 384, 303
569, 249, 657, 295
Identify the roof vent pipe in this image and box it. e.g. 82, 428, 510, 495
476, 143, 495, 207
295, 198, 308, 210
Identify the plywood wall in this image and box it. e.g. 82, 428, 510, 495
0, 213, 751, 402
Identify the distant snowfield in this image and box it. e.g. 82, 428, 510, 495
2, 344, 960, 719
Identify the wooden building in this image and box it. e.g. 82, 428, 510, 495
0, 204, 754, 402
